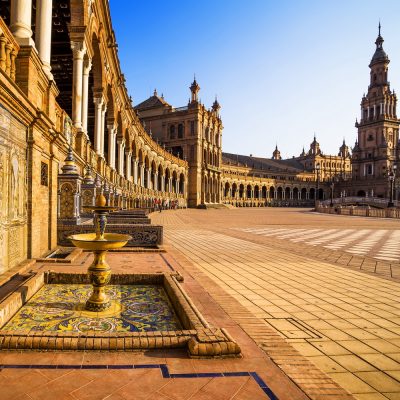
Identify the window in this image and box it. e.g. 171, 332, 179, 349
190, 121, 195, 135
41, 162, 48, 186
170, 125, 175, 139
178, 123, 184, 139
367, 134, 373, 141
367, 164, 373, 175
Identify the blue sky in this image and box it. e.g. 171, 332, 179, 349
109, 0, 400, 159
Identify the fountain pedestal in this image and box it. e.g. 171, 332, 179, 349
68, 195, 131, 312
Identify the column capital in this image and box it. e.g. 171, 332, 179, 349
107, 123, 116, 133
83, 56, 92, 74
93, 95, 104, 107
71, 40, 86, 59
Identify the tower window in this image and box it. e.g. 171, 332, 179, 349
190, 121, 195, 135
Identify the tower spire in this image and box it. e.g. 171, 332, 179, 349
189, 75, 200, 104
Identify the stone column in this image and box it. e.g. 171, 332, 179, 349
146, 169, 151, 189
117, 140, 125, 176
133, 159, 138, 184
93, 95, 104, 154
125, 152, 132, 181
35, 0, 52, 78
161, 175, 165, 192
10, 0, 35, 46
100, 103, 107, 157
140, 164, 145, 187
154, 172, 158, 191
169, 178, 173, 193
107, 125, 116, 169
71, 41, 86, 129
81, 57, 92, 135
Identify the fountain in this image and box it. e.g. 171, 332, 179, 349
0, 185, 240, 358
68, 191, 131, 311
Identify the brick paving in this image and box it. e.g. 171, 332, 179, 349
151, 207, 400, 400
0, 246, 324, 399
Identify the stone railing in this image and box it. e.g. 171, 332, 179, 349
223, 198, 314, 207
319, 196, 398, 209
316, 204, 400, 219
0, 17, 19, 81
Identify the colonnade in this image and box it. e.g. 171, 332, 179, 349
221, 182, 326, 206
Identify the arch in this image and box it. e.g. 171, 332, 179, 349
357, 190, 366, 197
103, 85, 115, 165
232, 183, 238, 198
254, 185, 260, 199
269, 186, 275, 199
91, 33, 104, 90
165, 168, 171, 192
309, 188, 315, 200
239, 184, 244, 199
277, 187, 283, 200
224, 182, 230, 198
143, 155, 150, 188
318, 188, 324, 200
293, 187, 299, 200
285, 187, 291, 200
172, 170, 178, 193
179, 173, 185, 194
158, 164, 163, 190
131, 140, 138, 159
262, 186, 267, 199
301, 188, 307, 200
246, 184, 252, 199
151, 160, 157, 190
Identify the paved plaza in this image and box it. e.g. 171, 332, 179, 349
2, 207, 400, 399
151, 208, 400, 400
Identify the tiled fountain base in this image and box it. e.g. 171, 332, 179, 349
0, 272, 241, 357
3, 284, 181, 333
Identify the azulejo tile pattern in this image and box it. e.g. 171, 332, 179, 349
3, 284, 182, 333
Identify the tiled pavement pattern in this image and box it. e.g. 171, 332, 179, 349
235, 227, 400, 262
151, 208, 400, 400
0, 249, 313, 399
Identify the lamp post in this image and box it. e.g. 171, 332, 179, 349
388, 164, 397, 208
315, 162, 320, 207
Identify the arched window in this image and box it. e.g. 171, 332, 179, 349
170, 125, 175, 139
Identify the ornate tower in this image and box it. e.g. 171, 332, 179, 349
352, 24, 400, 196
272, 145, 281, 160
189, 76, 200, 104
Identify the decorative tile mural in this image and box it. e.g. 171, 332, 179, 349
3, 284, 181, 333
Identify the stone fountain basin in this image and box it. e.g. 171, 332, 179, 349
68, 233, 131, 250
0, 272, 241, 357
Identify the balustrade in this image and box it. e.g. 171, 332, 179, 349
0, 17, 19, 81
